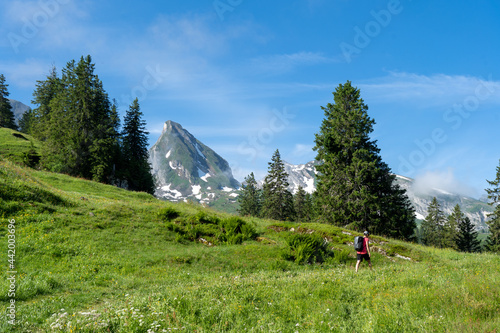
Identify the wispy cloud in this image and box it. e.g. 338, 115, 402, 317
249, 52, 340, 75
412, 168, 478, 198
0, 59, 50, 90
360, 72, 500, 108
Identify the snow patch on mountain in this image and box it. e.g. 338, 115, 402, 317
201, 172, 211, 182
169, 161, 178, 170
159, 184, 183, 200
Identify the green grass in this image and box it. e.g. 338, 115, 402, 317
0, 155, 499, 332
0, 128, 41, 166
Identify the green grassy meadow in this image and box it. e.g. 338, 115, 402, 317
0, 129, 499, 332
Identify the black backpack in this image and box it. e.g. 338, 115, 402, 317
354, 236, 364, 251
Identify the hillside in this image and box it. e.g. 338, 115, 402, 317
1, 141, 500, 331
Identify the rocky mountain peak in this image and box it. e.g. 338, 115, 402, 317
148, 121, 239, 205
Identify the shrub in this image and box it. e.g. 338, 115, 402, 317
157, 206, 180, 221
219, 217, 257, 244
283, 233, 333, 264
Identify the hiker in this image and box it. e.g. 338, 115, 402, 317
355, 231, 372, 272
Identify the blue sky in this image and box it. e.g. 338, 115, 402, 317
1, 0, 500, 198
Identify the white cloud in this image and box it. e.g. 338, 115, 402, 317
412, 168, 478, 198
360, 72, 500, 108
289, 143, 315, 160
0, 58, 49, 89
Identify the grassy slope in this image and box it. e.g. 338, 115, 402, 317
0, 128, 41, 165
0, 130, 499, 332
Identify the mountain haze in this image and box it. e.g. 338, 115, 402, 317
271, 166, 492, 231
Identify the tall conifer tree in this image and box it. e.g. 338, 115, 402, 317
122, 98, 155, 194
421, 197, 445, 247
18, 108, 35, 134
294, 185, 312, 222
0, 74, 18, 130
456, 216, 481, 253
238, 172, 261, 217
313, 81, 415, 239
261, 149, 295, 221
32, 56, 119, 182
485, 160, 500, 252
443, 204, 461, 249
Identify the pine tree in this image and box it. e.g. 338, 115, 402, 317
122, 98, 155, 194
313, 81, 415, 239
237, 172, 261, 216
0, 74, 18, 130
421, 197, 445, 247
294, 185, 313, 222
443, 204, 461, 249
485, 160, 500, 252
261, 149, 295, 221
31, 66, 61, 140
456, 216, 481, 253
18, 108, 35, 134
33, 56, 118, 182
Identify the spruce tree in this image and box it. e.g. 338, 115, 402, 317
33, 56, 118, 182
294, 185, 312, 222
0, 74, 18, 130
485, 160, 500, 252
443, 204, 461, 249
313, 81, 415, 239
122, 98, 155, 194
31, 66, 60, 140
456, 216, 481, 253
237, 172, 261, 216
421, 197, 445, 247
261, 149, 295, 221
18, 108, 35, 134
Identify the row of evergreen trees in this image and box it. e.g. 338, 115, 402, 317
420, 199, 482, 252
239, 81, 500, 251
0, 56, 155, 194
239, 82, 416, 241
420, 164, 500, 253
238, 149, 314, 222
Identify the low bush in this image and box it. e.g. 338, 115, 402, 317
282, 233, 334, 264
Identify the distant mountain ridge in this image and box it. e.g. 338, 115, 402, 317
147, 120, 492, 229
260, 165, 492, 231
8, 99, 30, 125
148, 120, 240, 209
